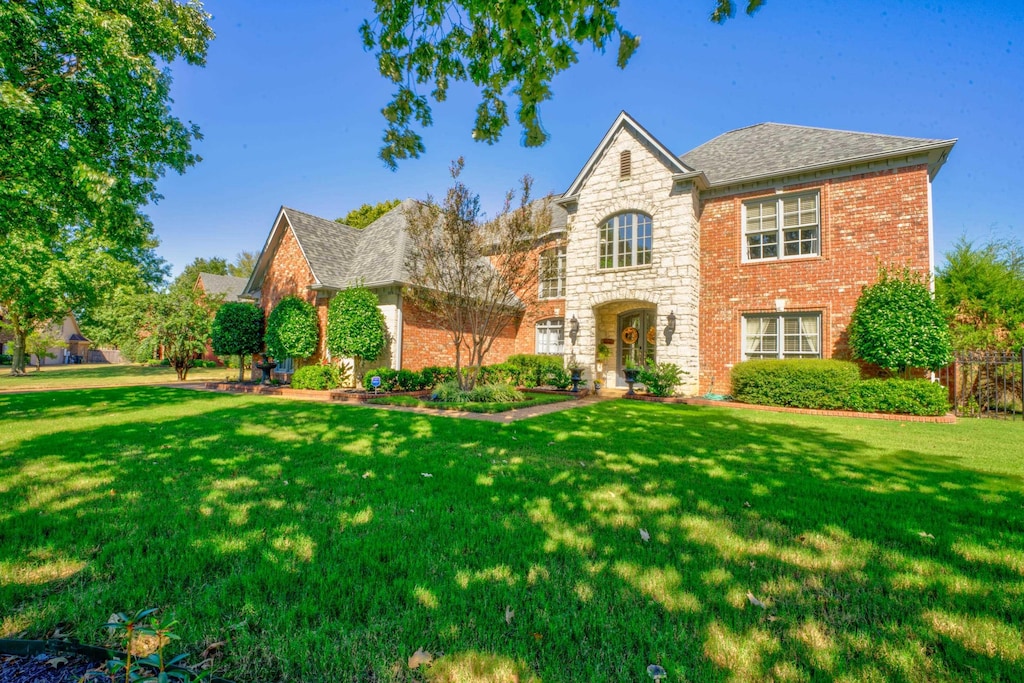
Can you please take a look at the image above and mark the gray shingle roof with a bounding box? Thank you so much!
[679,122,954,186]
[197,273,250,302]
[279,199,417,290]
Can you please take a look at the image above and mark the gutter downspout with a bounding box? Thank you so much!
[394,290,403,370]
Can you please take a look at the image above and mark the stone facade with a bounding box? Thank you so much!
[560,124,701,393]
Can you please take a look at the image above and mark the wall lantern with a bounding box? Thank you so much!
[664,311,677,345]
[568,315,580,346]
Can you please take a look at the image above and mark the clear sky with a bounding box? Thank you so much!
[149,0,1023,277]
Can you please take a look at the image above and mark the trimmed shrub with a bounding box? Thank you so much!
[637,362,686,397]
[731,360,861,409]
[362,367,399,391]
[467,383,524,403]
[847,378,950,416]
[849,267,953,375]
[265,296,319,361]
[505,354,563,388]
[421,365,456,387]
[0,354,12,365]
[548,367,572,390]
[211,302,264,381]
[326,286,388,363]
[394,368,426,391]
[291,364,342,390]
[477,363,513,385]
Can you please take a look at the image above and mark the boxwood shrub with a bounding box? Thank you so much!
[847,378,949,416]
[731,360,861,410]
[291,364,342,390]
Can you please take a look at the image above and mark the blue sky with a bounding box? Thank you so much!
[150,0,1023,277]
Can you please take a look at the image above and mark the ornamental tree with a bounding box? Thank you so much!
[848,267,953,377]
[211,302,264,382]
[264,296,319,363]
[327,286,388,368]
[148,290,212,381]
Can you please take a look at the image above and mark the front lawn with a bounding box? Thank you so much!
[367,390,575,413]
[0,363,233,390]
[1,390,1022,681]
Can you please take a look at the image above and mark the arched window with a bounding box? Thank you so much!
[599,212,652,269]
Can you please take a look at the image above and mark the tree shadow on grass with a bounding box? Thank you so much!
[1,390,1022,682]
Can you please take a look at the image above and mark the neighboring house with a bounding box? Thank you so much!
[194,272,251,363]
[245,112,955,393]
[21,314,91,365]
[195,272,251,304]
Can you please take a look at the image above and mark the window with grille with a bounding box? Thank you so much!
[743,313,821,359]
[538,246,566,299]
[598,212,652,269]
[744,192,819,261]
[535,318,565,355]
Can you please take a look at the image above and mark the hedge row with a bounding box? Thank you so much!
[360,355,573,392]
[731,360,949,416]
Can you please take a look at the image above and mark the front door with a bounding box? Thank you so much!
[616,309,656,386]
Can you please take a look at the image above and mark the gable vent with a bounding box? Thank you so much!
[620,150,631,178]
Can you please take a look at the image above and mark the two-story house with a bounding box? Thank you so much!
[244,112,955,393]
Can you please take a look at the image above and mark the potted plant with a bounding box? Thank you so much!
[623,357,641,395]
[568,357,584,393]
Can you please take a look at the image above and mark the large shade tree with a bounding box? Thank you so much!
[361,1,763,167]
[404,158,550,390]
[147,289,213,381]
[1,0,214,243]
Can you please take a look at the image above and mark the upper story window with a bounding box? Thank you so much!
[743,313,821,360]
[744,192,819,261]
[599,212,652,269]
[539,246,566,299]
[536,318,565,355]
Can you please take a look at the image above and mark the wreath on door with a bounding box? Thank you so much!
[621,326,639,345]
[646,326,657,345]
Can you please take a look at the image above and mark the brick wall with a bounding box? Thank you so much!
[257,224,327,376]
[699,165,932,393]
[401,298,520,370]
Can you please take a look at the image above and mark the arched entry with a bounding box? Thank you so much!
[616,308,656,386]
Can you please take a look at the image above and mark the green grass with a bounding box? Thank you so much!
[367,391,575,413]
[0,363,234,390]
[1,390,1023,682]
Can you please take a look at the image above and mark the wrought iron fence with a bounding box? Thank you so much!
[937,350,1024,419]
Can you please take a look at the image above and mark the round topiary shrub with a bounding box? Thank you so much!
[327,286,388,363]
[211,302,264,381]
[849,267,953,377]
[264,296,319,361]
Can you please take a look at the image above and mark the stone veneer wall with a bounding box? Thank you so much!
[562,125,701,393]
[698,164,932,394]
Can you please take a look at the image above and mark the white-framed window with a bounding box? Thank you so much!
[277,357,294,374]
[599,212,652,269]
[539,246,566,299]
[744,192,819,261]
[743,313,821,360]
[535,318,565,355]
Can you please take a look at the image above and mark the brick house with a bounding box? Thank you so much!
[244,112,955,393]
